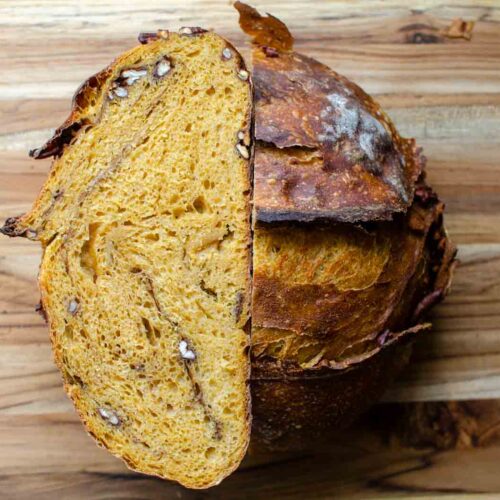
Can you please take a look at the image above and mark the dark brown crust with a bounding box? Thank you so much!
[138,30,169,44]
[35,300,48,323]
[234,2,456,450]
[250,335,414,451]
[0,215,38,239]
[252,50,423,223]
[251,181,455,370]
[0,216,25,237]
[29,69,111,160]
[246,182,455,449]
[234,2,294,52]
[178,27,209,36]
[237,3,422,224]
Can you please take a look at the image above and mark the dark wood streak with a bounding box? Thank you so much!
[0,369,57,381]
[407,32,442,44]
[0,323,46,330]
[367,452,482,494]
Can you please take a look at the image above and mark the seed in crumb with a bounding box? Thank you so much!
[222,48,232,60]
[98,407,120,426]
[121,68,148,85]
[179,340,196,360]
[179,27,193,36]
[114,87,128,98]
[68,299,79,315]
[26,229,38,240]
[154,57,172,78]
[236,143,250,160]
[238,130,250,146]
[237,69,249,81]
[267,178,277,185]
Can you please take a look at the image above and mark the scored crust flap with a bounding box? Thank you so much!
[236,2,423,224]
[251,180,456,371]
[29,69,112,160]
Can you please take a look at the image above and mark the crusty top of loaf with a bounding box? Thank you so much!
[236,2,456,372]
[236,1,423,224]
[251,184,456,370]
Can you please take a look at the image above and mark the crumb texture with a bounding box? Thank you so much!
[23,32,251,488]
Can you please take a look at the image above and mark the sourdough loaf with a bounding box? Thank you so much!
[0,2,457,486]
[234,2,456,449]
[1,29,253,488]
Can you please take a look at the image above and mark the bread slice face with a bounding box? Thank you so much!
[8,31,252,488]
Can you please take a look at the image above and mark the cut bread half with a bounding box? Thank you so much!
[3,29,252,488]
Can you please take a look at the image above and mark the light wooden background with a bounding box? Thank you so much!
[1,1,500,498]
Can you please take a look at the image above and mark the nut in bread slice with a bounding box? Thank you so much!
[3,29,252,488]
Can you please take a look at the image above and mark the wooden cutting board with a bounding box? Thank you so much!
[1,1,499,498]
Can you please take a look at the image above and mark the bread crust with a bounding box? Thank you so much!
[236,1,421,224]
[251,183,456,370]
[29,69,111,160]
[250,334,414,451]
[248,187,456,448]
[235,2,457,449]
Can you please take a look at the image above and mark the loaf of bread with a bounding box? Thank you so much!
[1,2,456,488]
[1,30,252,488]
[234,2,456,449]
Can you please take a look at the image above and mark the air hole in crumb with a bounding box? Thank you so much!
[167,380,178,392]
[63,325,73,341]
[142,317,157,345]
[173,207,184,218]
[206,86,215,96]
[145,233,160,242]
[205,447,216,459]
[185,123,192,132]
[80,223,100,282]
[193,196,207,213]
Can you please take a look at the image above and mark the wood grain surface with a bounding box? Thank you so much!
[1,0,500,498]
